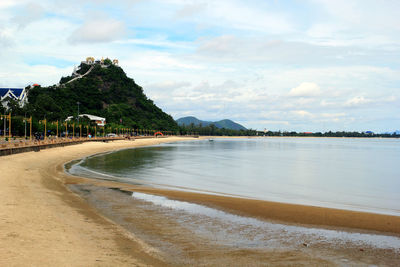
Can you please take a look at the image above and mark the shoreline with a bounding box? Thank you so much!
[1,137,399,265]
[0,137,194,266]
[64,137,400,234]
[64,177,400,265]
[64,175,400,235]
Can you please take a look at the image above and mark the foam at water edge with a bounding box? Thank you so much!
[131,192,400,251]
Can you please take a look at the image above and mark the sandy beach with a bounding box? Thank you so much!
[0,138,190,266]
[1,137,400,266]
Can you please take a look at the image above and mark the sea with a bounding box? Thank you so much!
[67,137,400,216]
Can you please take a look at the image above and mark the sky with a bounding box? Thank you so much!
[0,0,399,132]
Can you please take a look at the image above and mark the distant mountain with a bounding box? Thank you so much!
[176,116,204,126]
[215,119,247,130]
[176,116,247,130]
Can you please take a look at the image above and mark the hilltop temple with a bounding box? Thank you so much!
[81,57,119,66]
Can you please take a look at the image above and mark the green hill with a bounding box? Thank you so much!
[25,61,178,130]
[176,116,246,130]
[176,116,204,126]
[215,119,247,130]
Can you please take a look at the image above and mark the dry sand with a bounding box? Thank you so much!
[1,137,399,266]
[0,138,189,266]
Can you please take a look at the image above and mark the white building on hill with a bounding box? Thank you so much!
[81,57,119,66]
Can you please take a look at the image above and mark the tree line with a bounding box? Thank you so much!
[178,123,399,138]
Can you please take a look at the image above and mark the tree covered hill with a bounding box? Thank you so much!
[176,116,247,130]
[25,62,178,130]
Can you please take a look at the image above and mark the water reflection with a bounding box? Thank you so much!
[70,138,400,215]
[80,146,179,178]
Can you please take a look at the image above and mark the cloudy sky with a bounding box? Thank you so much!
[1,0,399,132]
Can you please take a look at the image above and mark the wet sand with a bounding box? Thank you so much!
[66,183,400,266]
[0,137,191,266]
[1,137,400,266]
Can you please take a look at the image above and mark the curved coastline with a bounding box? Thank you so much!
[65,166,400,235]
[2,137,400,266]
[61,140,400,265]
[0,137,194,266]
[65,139,400,235]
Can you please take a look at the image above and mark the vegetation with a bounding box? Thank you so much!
[176,116,247,130]
[179,123,257,136]
[1,63,178,136]
[178,123,400,138]
[260,130,399,138]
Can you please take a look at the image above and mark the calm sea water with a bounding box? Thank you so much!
[68,138,400,216]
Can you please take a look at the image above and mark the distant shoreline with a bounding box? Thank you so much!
[205,135,400,139]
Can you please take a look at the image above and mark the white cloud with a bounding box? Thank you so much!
[0,0,17,9]
[12,2,45,29]
[344,96,371,107]
[208,1,293,34]
[0,63,71,87]
[194,34,398,66]
[307,0,400,47]
[68,18,126,44]
[146,81,191,91]
[123,51,204,72]
[197,35,237,56]
[344,95,397,108]
[291,110,313,118]
[306,23,340,39]
[259,120,289,126]
[288,82,321,97]
[116,38,192,50]
[174,2,208,19]
[0,27,14,48]
[321,113,346,118]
